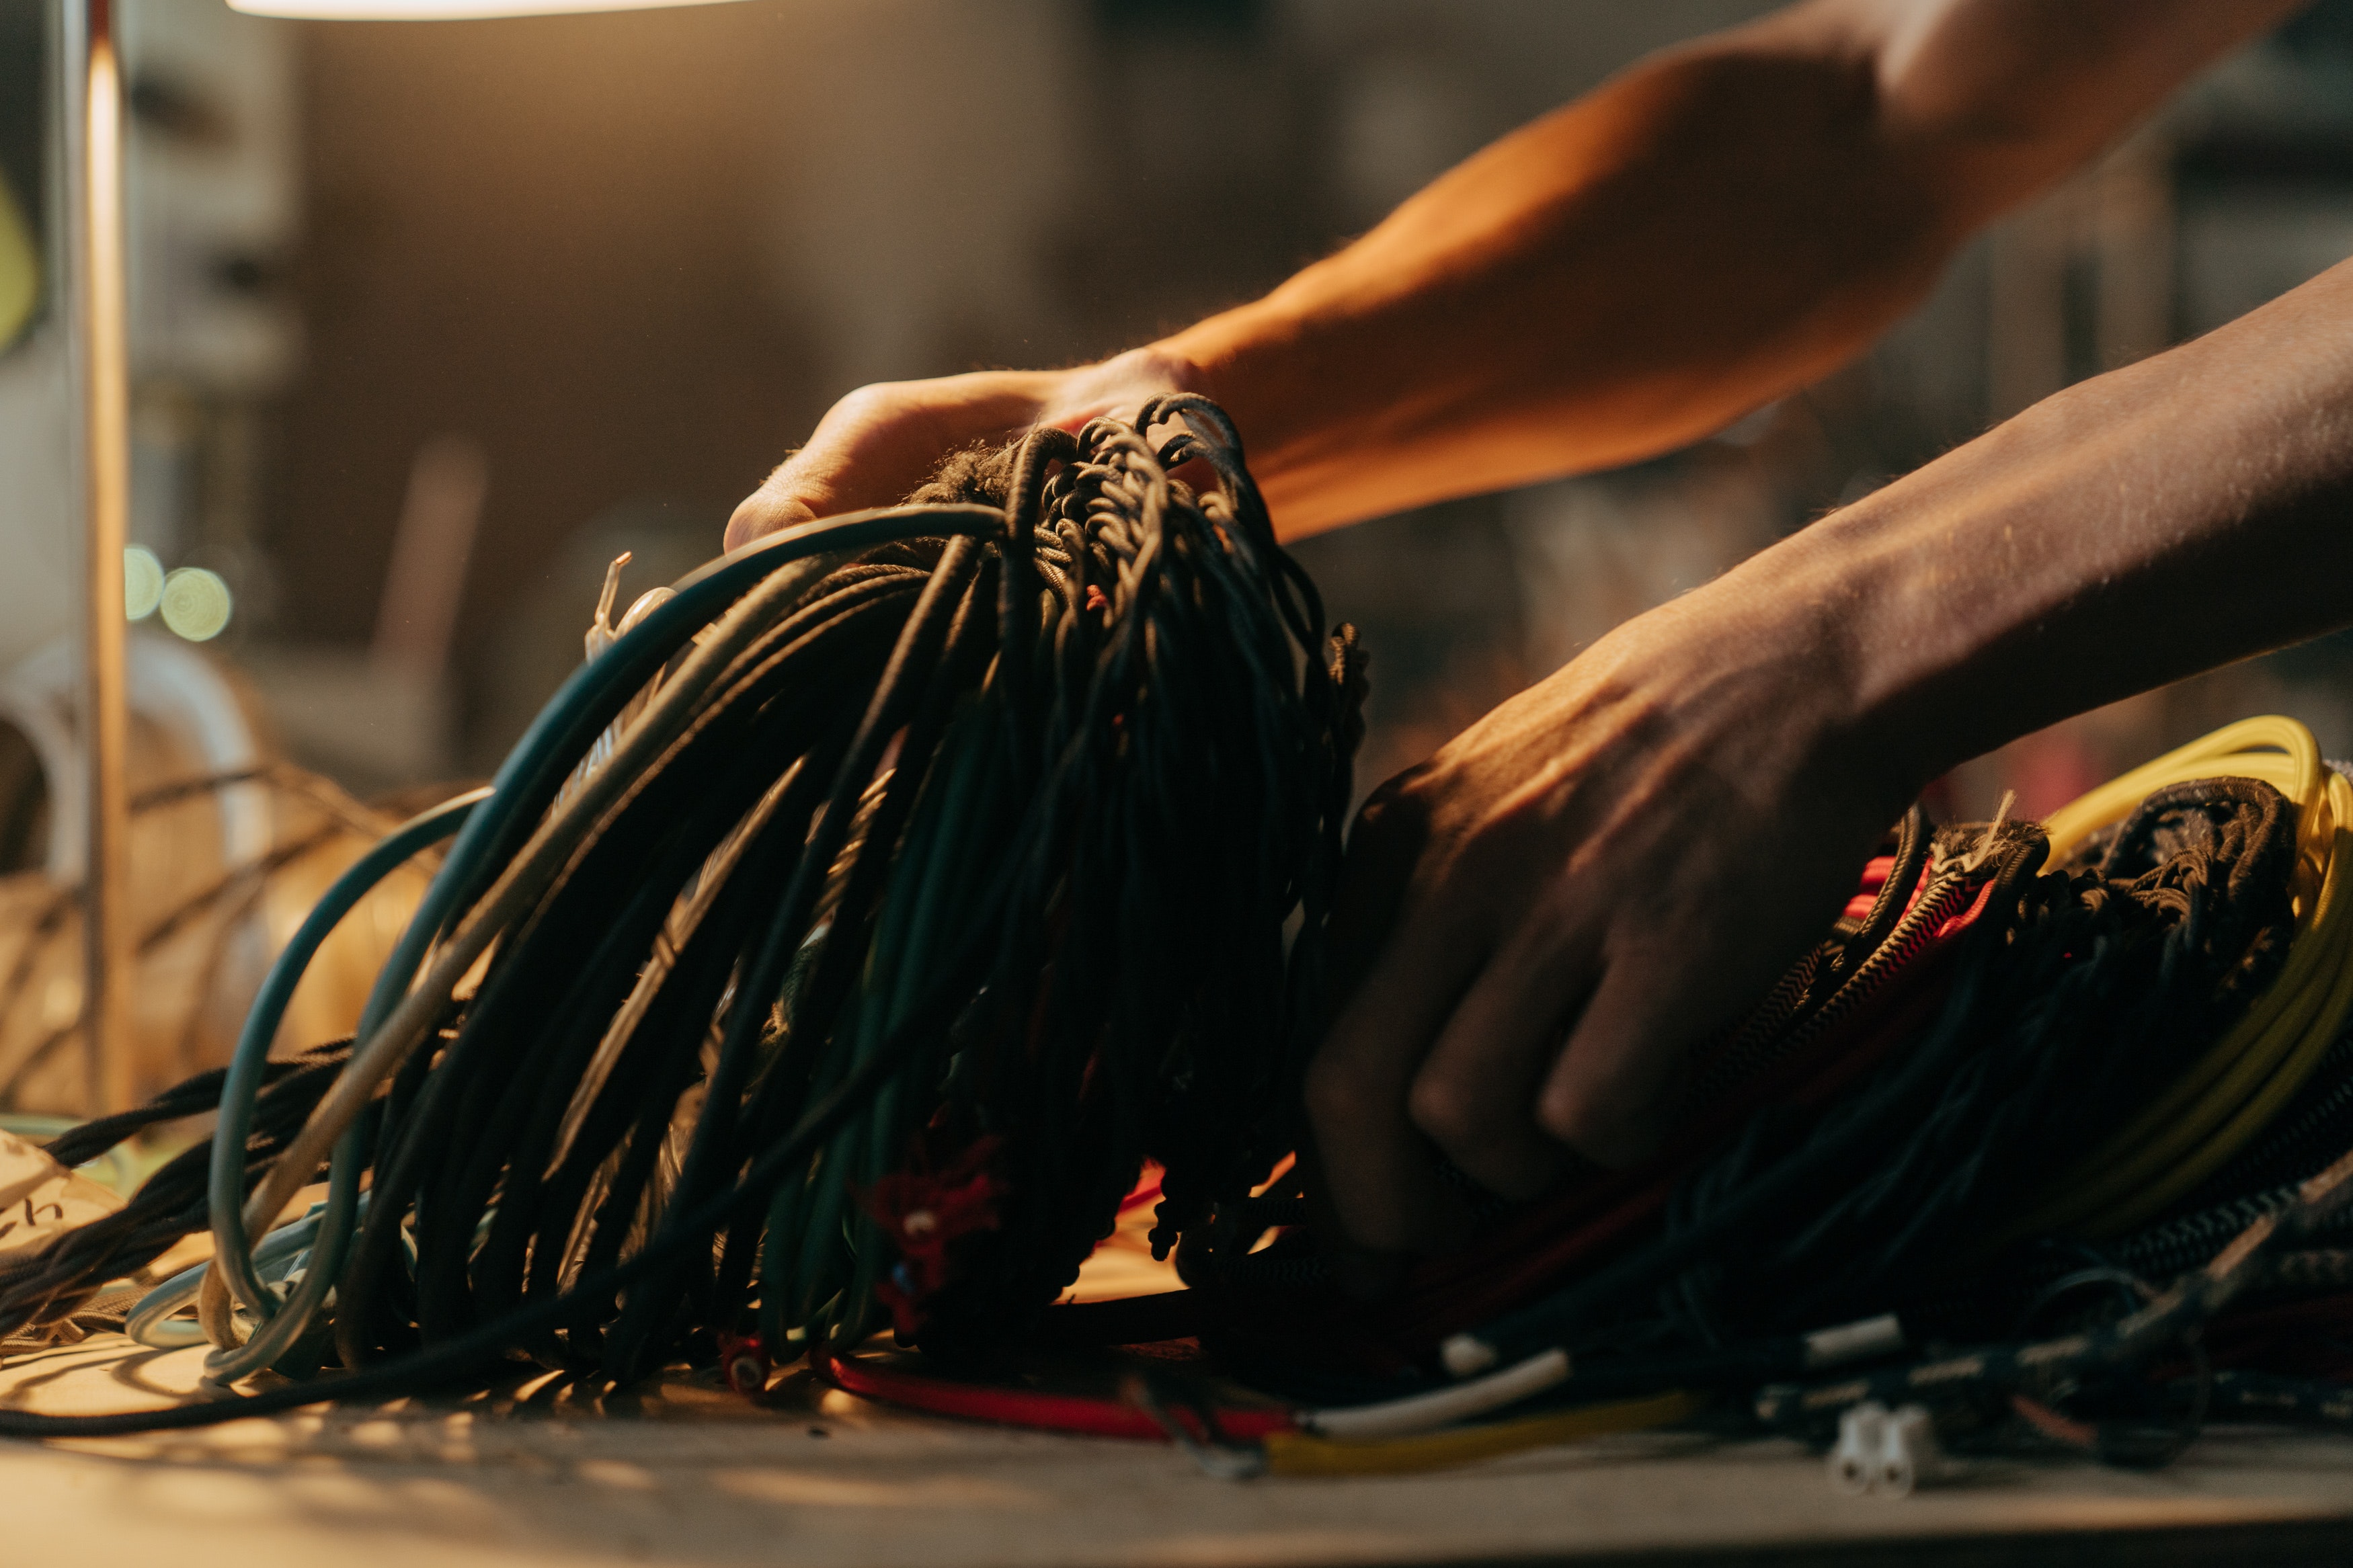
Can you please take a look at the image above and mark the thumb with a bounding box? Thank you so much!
[726,465,819,551]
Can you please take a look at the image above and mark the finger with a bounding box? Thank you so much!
[725,474,816,550]
[1536,950,1710,1168]
[1302,778,1481,1271]
[1303,779,1470,1255]
[1306,864,1493,1256]
[726,374,1054,550]
[1407,913,1602,1200]
[1296,1144,1408,1301]
[725,410,898,548]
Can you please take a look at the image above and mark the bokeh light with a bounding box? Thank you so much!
[122,546,162,622]
[159,567,233,642]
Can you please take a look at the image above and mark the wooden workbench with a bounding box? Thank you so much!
[6,1336,2353,1567]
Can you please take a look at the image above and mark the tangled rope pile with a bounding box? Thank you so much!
[0,396,1363,1426]
[5,406,2353,1488]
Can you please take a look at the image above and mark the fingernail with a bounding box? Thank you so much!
[724,497,815,551]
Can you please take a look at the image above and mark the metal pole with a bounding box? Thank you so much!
[59,0,132,1115]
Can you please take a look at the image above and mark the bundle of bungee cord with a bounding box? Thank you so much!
[5,405,2353,1489]
[0,395,1362,1422]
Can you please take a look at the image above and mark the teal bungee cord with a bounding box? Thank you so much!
[2,884,1014,1436]
[341,501,1002,1060]
[130,1198,342,1348]
[0,404,1363,1435]
[408,502,1006,963]
[199,504,1012,1369]
[194,788,487,1379]
[180,504,875,1364]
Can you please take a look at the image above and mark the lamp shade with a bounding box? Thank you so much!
[225,0,747,17]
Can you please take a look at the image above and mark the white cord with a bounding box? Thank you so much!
[1300,1349,1570,1440]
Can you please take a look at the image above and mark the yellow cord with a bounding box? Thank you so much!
[2007,717,2353,1240]
[2037,715,2323,863]
[1261,1390,1702,1477]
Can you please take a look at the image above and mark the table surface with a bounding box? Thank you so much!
[7,1336,2353,1568]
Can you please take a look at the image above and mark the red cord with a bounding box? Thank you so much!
[813,1346,1295,1441]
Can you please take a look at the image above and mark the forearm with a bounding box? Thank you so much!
[1757,257,2353,798]
[1152,0,2296,542]
[1164,27,1950,539]
[730,0,2294,550]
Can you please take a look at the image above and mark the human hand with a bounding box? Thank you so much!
[1304,565,1920,1257]
[725,347,1203,549]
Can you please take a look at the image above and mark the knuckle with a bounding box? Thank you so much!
[1404,1070,1482,1149]
[1350,767,1433,850]
[830,379,914,429]
[1349,784,1397,841]
[1533,1087,1599,1150]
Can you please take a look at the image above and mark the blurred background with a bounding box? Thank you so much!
[2,0,2352,852]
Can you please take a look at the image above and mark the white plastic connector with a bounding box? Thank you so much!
[1877,1404,1954,1497]
[1830,1401,1959,1497]
[1829,1401,1887,1495]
